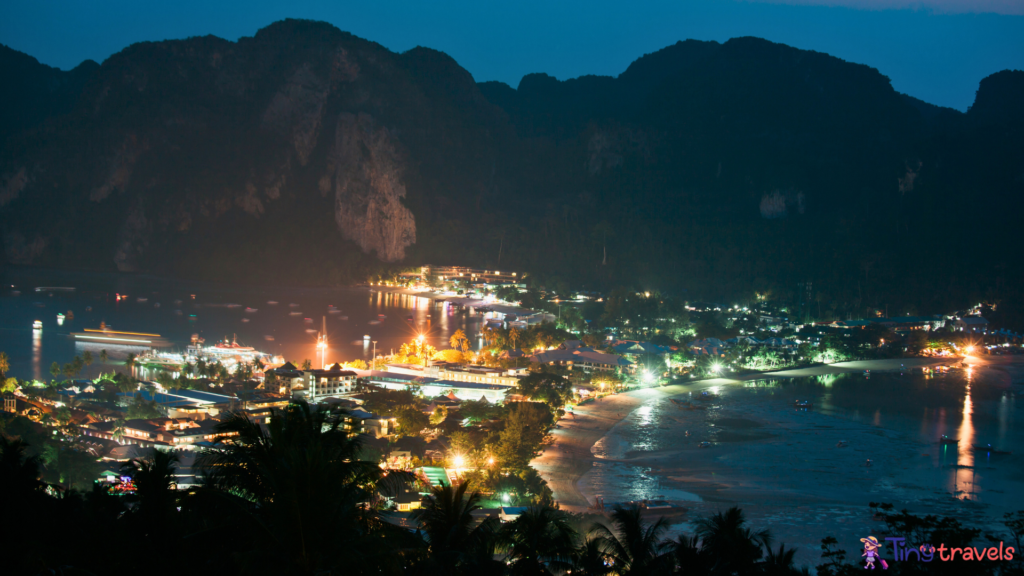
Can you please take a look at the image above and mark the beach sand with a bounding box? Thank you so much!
[533,355,1024,566]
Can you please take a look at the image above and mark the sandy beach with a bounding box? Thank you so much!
[533,355,1024,565]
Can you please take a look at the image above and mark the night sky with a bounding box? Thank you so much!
[1,0,1021,111]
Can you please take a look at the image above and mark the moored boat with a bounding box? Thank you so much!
[973,444,1012,455]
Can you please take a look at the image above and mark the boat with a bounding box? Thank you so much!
[32,320,42,330]
[267,301,278,305]
[35,287,75,292]
[940,435,959,445]
[378,314,387,319]
[154,302,161,308]
[289,303,299,307]
[305,329,317,334]
[135,350,184,370]
[339,316,348,320]
[836,441,849,448]
[56,313,65,326]
[211,335,256,353]
[698,442,712,449]
[304,317,313,324]
[245,307,258,313]
[85,306,92,312]
[973,444,1012,455]
[137,297,148,303]
[289,311,303,316]
[793,400,813,409]
[363,335,371,341]
[241,318,250,323]
[264,335,275,341]
[226,303,241,309]
[72,325,170,347]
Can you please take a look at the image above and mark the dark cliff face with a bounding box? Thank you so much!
[0,21,1021,313]
[0,20,508,284]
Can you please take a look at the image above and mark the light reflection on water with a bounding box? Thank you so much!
[955,378,975,499]
[0,269,486,381]
[583,368,1021,508]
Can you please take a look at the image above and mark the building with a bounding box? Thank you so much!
[385,363,527,388]
[344,409,397,438]
[955,316,989,334]
[531,347,632,372]
[82,416,234,449]
[268,363,359,402]
[420,265,521,285]
[360,369,511,404]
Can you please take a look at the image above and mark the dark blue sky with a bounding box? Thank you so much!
[1,1,1021,110]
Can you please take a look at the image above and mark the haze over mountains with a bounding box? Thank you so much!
[1,19,1021,319]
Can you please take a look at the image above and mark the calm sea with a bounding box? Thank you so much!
[0,268,484,381]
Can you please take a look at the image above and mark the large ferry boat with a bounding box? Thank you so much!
[72,323,170,346]
[186,334,262,360]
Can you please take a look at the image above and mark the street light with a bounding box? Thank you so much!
[452,454,465,469]
[372,340,377,369]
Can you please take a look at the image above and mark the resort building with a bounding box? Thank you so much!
[530,346,632,372]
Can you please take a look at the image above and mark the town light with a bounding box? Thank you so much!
[711,363,721,373]
[965,345,975,355]
[417,334,425,343]
[487,457,495,466]
[452,454,465,468]
[643,371,654,383]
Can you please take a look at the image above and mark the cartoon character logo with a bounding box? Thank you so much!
[860,536,889,570]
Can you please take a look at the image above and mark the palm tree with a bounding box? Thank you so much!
[588,503,675,575]
[199,401,407,574]
[82,351,93,367]
[450,329,470,353]
[762,543,806,576]
[125,353,137,373]
[692,506,771,575]
[99,349,108,364]
[50,361,61,381]
[498,505,578,575]
[0,351,9,379]
[0,436,46,496]
[122,449,180,532]
[509,327,521,351]
[412,481,501,575]
[573,537,613,576]
[672,533,711,574]
[112,418,126,443]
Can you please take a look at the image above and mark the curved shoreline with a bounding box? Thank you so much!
[532,356,982,510]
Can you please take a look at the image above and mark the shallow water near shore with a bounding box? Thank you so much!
[580,367,1024,564]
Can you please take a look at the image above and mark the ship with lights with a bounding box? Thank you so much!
[72,323,171,347]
